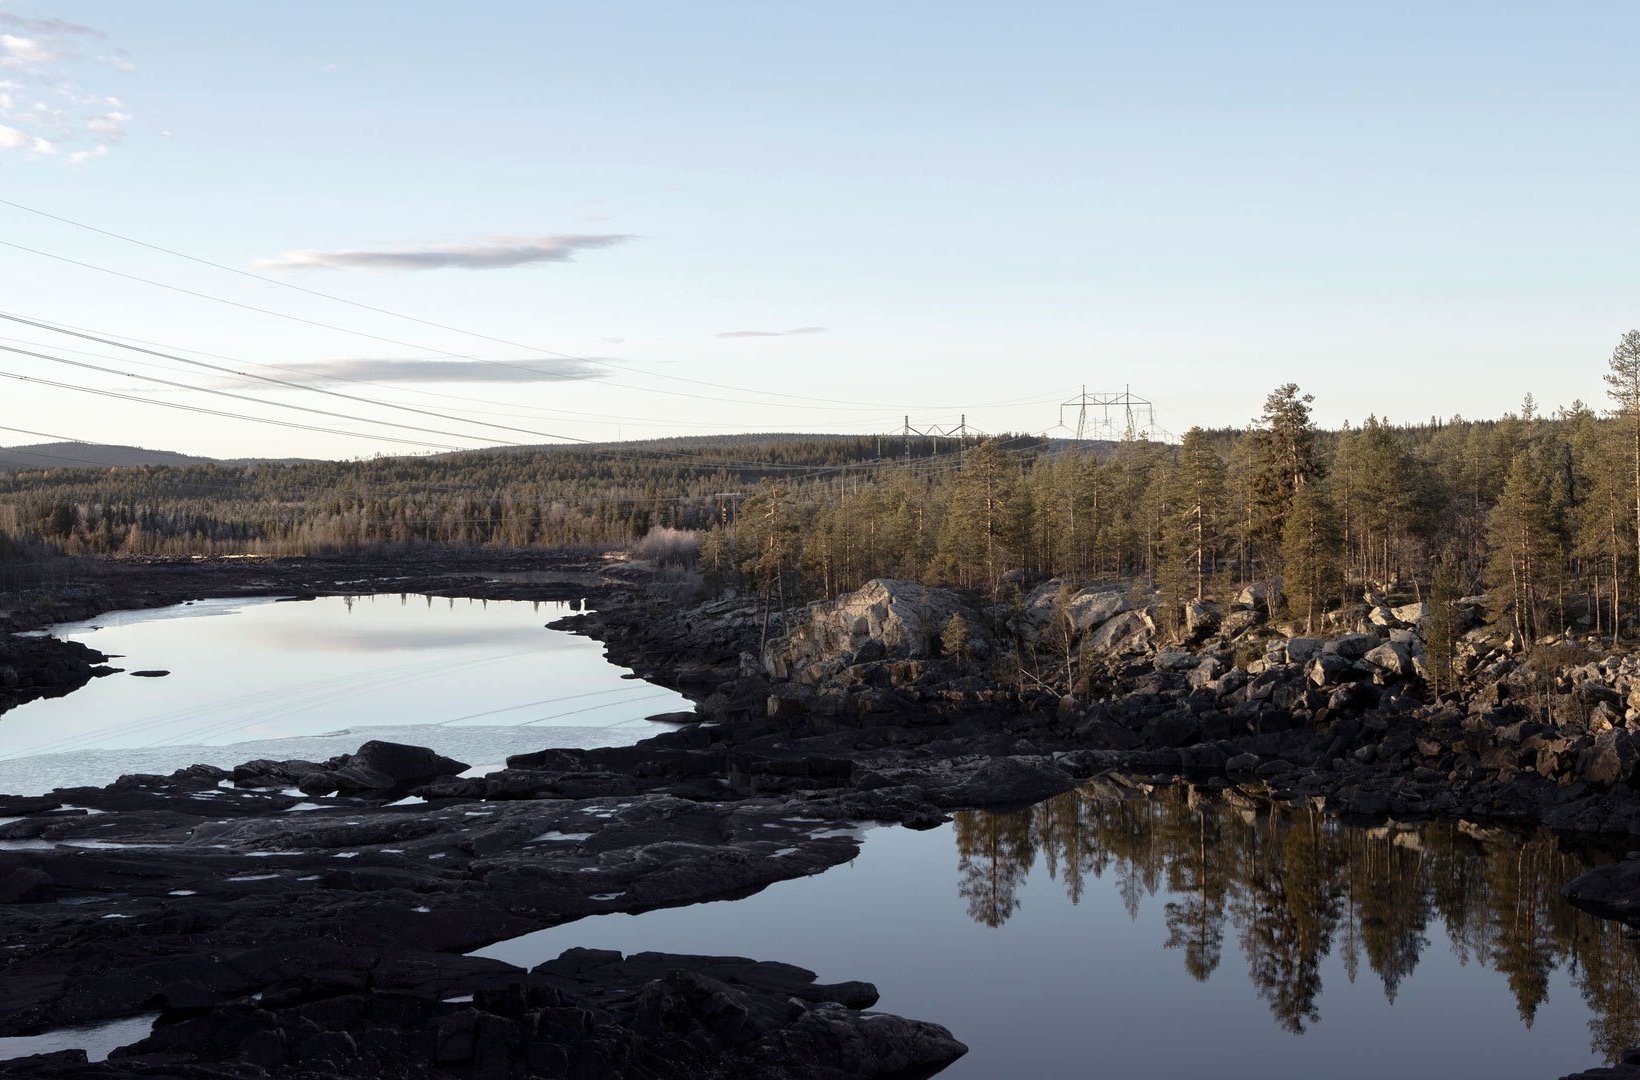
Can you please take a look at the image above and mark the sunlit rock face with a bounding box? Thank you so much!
[764,579,985,683]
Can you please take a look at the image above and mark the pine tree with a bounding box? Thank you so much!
[941,610,972,660]
[931,439,1021,593]
[1575,422,1630,644]
[1281,480,1342,633]
[1249,384,1321,581]
[1486,451,1557,644]
[1340,415,1417,586]
[1175,427,1228,601]
[1424,557,1463,694]
[1604,329,1640,621]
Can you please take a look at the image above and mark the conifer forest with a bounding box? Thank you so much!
[7,333,1640,653]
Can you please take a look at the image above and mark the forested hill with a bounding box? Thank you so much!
[0,433,1019,554]
[0,442,214,472]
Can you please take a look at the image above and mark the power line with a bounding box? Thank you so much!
[0,342,515,449]
[0,367,469,451]
[0,312,598,446]
[0,199,1079,415]
[0,318,924,475]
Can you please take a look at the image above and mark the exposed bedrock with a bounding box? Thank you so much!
[0,633,111,714]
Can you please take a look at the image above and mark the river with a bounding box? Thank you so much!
[3,594,1633,1077]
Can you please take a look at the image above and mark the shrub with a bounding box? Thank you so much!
[630,527,699,568]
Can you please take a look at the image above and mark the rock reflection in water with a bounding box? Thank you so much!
[954,782,1640,1059]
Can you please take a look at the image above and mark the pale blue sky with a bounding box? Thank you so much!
[0,1,1635,457]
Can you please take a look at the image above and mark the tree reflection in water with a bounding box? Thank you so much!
[953,781,1640,1058]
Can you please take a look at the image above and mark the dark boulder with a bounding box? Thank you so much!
[1580,731,1640,788]
[1563,858,1640,920]
[325,741,470,792]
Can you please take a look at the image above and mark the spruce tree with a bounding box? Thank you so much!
[1424,557,1463,694]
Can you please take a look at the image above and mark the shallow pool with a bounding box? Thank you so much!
[0,594,692,795]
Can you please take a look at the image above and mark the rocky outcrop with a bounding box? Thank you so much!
[763,579,985,684]
[232,740,470,796]
[0,733,971,1078]
[0,634,111,715]
[1023,580,1134,632]
[0,948,963,1079]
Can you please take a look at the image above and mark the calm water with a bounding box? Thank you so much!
[5,599,1635,1076]
[0,594,692,795]
[478,783,1636,1079]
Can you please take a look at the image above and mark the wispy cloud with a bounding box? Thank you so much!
[715,326,829,339]
[255,234,635,272]
[0,14,103,39]
[263,358,610,385]
[0,14,131,163]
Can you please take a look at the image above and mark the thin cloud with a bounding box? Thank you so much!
[715,326,829,339]
[0,15,103,39]
[255,234,634,272]
[0,15,130,163]
[265,358,611,385]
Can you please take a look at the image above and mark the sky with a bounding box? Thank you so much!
[0,1,1636,460]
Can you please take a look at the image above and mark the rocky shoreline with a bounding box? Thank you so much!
[4,554,1640,1077]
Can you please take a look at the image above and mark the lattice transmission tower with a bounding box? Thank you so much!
[900,415,980,465]
[1058,385,1156,442]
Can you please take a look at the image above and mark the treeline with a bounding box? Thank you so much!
[720,333,1640,650]
[0,435,979,557]
[6,332,1640,650]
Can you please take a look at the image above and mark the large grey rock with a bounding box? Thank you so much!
[1154,648,1199,672]
[1085,610,1153,656]
[1364,641,1413,679]
[1185,657,1224,690]
[1329,633,1381,659]
[1023,579,1073,623]
[1183,600,1223,638]
[1392,601,1429,624]
[764,579,983,682]
[1580,730,1640,787]
[1067,588,1133,631]
[1024,582,1134,633]
[1307,653,1354,687]
[1285,637,1324,663]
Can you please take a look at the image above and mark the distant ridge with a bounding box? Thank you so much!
[0,442,215,471]
[456,432,878,454]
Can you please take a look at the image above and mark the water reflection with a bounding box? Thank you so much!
[1,595,693,795]
[955,782,1640,1058]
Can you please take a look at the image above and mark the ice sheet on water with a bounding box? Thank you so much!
[0,723,662,797]
[41,598,285,636]
[0,1013,159,1063]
